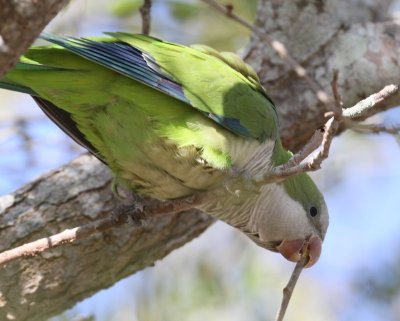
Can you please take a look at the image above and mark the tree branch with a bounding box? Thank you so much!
[342,84,399,120]
[0,190,207,267]
[257,77,397,183]
[275,255,308,321]
[246,1,400,150]
[140,0,152,35]
[0,0,69,78]
[200,0,331,105]
[0,155,214,321]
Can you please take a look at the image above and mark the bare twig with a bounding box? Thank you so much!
[330,69,343,116]
[346,121,400,135]
[200,0,331,106]
[257,71,344,185]
[140,0,152,35]
[340,84,400,137]
[0,193,204,266]
[274,247,309,321]
[279,129,325,172]
[340,84,400,136]
[342,84,399,120]
[200,1,400,141]
[257,116,338,184]
[257,70,398,184]
[0,218,118,266]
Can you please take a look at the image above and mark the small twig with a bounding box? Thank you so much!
[274,246,309,321]
[257,71,345,184]
[0,217,119,266]
[200,1,400,135]
[140,0,152,35]
[0,193,204,266]
[258,117,338,184]
[200,0,331,106]
[330,69,343,116]
[344,119,400,135]
[310,116,339,165]
[256,128,324,183]
[256,66,398,183]
[342,84,399,120]
[72,315,95,321]
[275,130,324,173]
[340,84,400,137]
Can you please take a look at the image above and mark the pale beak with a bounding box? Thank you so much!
[276,235,322,268]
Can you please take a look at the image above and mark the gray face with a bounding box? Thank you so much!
[244,182,329,267]
[195,168,329,267]
[309,198,329,240]
[247,184,327,241]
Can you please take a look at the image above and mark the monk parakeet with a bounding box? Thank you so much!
[0,33,328,267]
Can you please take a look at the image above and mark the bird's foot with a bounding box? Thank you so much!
[111,193,205,227]
[111,202,148,227]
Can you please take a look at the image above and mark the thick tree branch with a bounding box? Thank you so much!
[0,155,213,321]
[200,0,331,105]
[246,1,400,150]
[0,190,207,267]
[0,0,69,78]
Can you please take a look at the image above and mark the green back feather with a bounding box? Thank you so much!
[105,32,279,142]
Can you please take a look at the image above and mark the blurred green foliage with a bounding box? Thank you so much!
[169,1,200,21]
[44,0,258,52]
[109,0,143,18]
[355,254,400,303]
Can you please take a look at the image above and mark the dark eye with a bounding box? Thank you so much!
[309,206,318,217]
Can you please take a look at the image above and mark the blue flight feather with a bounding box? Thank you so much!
[40,33,189,104]
[208,114,251,137]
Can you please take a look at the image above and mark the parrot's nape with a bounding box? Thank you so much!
[0,33,329,267]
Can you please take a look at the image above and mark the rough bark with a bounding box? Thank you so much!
[0,0,399,320]
[0,0,69,78]
[0,155,213,321]
[245,0,400,150]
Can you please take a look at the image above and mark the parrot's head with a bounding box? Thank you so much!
[248,172,329,268]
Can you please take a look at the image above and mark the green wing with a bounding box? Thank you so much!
[39,33,279,142]
[105,32,279,141]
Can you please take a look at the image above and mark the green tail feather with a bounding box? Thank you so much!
[0,80,36,95]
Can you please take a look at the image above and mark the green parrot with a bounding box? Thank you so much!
[0,33,328,267]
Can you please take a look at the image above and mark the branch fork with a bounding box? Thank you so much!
[257,72,398,185]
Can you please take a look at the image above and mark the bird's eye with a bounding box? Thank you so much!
[309,206,318,217]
